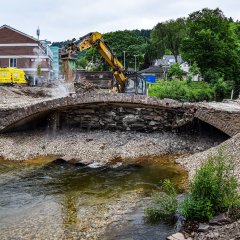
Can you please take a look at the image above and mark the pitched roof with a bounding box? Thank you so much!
[0,25,38,42]
[139,65,164,74]
[162,55,183,64]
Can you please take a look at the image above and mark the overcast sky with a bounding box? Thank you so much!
[0,0,239,42]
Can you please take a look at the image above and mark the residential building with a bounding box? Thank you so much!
[0,25,53,81]
[154,55,183,66]
[141,56,202,81]
[138,65,164,79]
[49,45,60,79]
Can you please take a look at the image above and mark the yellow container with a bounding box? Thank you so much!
[0,68,27,84]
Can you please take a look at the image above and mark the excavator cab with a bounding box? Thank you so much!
[124,73,147,95]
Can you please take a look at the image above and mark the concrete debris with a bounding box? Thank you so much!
[209,213,231,226]
[167,232,192,240]
[197,223,210,232]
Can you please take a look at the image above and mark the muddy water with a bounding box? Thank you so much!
[0,155,188,240]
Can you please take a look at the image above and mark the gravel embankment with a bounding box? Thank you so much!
[0,130,222,163]
[176,133,240,182]
[193,220,240,240]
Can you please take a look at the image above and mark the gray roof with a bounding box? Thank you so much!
[139,66,164,74]
[154,55,183,66]
[162,55,183,64]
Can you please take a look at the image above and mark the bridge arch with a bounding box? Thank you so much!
[0,93,196,133]
[1,93,239,136]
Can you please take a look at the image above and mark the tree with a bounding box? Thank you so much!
[187,62,201,83]
[78,30,148,71]
[141,42,163,70]
[151,18,187,62]
[37,63,41,77]
[189,62,200,76]
[103,30,147,70]
[168,63,184,80]
[76,58,88,69]
[181,8,240,84]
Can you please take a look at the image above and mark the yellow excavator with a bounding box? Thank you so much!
[66,32,146,95]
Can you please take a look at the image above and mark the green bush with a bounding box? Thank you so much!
[213,78,231,101]
[148,80,214,102]
[148,79,232,102]
[180,150,240,221]
[144,179,177,222]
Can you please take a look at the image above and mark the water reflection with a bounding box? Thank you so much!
[0,155,188,239]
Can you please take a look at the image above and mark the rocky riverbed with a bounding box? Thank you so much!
[0,129,224,163]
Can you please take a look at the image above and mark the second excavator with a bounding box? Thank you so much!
[65,32,147,95]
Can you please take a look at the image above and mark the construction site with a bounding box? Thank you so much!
[1,6,240,240]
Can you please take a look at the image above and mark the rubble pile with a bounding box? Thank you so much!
[74,78,100,94]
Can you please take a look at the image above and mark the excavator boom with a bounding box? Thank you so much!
[65,32,146,95]
[78,32,126,92]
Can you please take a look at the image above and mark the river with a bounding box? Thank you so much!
[0,155,188,240]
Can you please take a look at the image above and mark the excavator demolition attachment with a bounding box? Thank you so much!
[64,32,147,95]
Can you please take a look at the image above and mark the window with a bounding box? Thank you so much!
[136,76,146,95]
[126,78,135,94]
[9,58,17,68]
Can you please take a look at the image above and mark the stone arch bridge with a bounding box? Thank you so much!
[0,93,240,136]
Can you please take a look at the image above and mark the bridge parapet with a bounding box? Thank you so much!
[194,101,240,136]
[1,93,240,136]
[195,107,240,137]
[0,93,196,132]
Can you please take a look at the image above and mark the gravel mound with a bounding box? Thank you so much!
[0,84,70,109]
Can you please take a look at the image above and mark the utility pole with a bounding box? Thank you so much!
[134,55,138,72]
[123,51,126,70]
[36,26,40,86]
[37,26,40,63]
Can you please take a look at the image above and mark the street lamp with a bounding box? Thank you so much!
[36,26,40,86]
[123,51,126,70]
[134,55,138,72]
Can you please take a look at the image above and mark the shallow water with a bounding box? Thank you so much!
[0,155,188,240]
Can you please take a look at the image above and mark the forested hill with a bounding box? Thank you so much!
[51,29,151,48]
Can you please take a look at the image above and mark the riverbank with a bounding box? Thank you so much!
[174,133,240,240]
[176,132,240,184]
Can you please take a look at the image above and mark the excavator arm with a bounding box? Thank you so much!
[77,32,127,92]
[65,32,146,95]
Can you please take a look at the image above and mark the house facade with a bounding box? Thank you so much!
[49,45,60,79]
[0,25,53,80]
[153,55,183,66]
